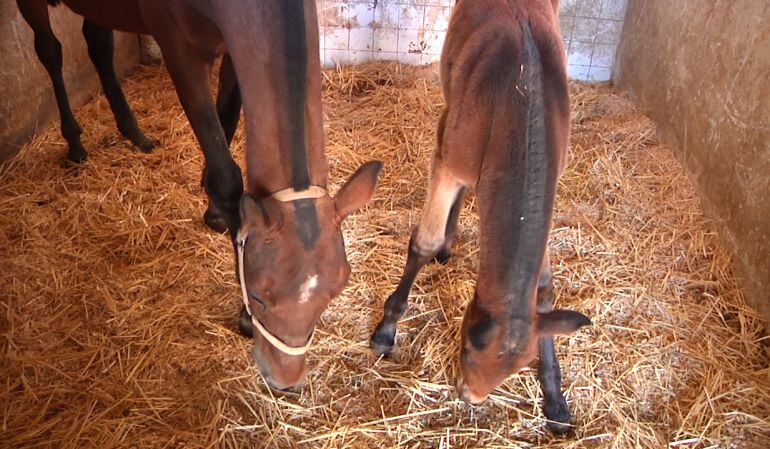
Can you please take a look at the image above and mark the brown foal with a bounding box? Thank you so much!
[370,0,590,433]
[17,0,382,390]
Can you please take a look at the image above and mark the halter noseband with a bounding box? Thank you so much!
[236,186,328,356]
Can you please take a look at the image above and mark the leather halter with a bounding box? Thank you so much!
[236,186,328,356]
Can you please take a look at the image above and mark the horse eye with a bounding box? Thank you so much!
[249,292,267,311]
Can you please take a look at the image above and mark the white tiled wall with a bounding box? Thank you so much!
[560,0,628,81]
[317,0,627,82]
[319,0,453,66]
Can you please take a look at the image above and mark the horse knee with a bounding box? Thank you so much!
[204,162,243,206]
[411,228,443,258]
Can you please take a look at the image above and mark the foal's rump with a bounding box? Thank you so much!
[438,1,569,187]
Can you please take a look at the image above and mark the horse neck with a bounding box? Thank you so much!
[218,0,328,197]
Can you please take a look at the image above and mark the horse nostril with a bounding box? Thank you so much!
[457,379,487,405]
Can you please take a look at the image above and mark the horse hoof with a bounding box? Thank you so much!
[433,248,452,265]
[545,420,572,435]
[65,146,89,165]
[63,155,88,168]
[204,208,228,233]
[238,306,253,338]
[544,400,573,435]
[370,329,395,356]
[133,134,158,153]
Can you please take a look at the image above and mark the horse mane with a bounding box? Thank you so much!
[47,0,61,6]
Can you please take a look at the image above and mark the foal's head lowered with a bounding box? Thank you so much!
[237,162,382,389]
[458,296,591,404]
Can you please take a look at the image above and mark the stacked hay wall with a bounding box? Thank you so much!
[0,2,140,161]
[613,0,770,327]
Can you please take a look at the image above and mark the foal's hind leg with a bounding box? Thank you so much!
[536,253,573,434]
[371,165,465,355]
[203,54,242,233]
[17,0,87,163]
[82,19,156,152]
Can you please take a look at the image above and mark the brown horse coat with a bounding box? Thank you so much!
[371,0,590,433]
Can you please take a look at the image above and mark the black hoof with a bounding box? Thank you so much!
[433,248,452,265]
[370,324,395,356]
[204,207,228,233]
[545,420,572,435]
[132,134,158,153]
[121,126,158,153]
[544,399,572,435]
[65,146,88,165]
[238,306,253,338]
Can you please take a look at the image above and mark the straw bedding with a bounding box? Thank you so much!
[1,61,768,448]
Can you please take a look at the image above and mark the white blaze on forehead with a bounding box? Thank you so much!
[298,274,319,304]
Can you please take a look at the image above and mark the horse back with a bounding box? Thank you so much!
[60,0,148,34]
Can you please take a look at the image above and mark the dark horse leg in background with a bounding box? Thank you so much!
[82,19,156,152]
[17,0,87,163]
[203,53,242,233]
[16,1,155,163]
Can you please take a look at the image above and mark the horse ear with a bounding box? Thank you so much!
[536,310,592,336]
[333,161,383,221]
[239,194,282,237]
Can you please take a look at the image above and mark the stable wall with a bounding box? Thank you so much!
[317,0,628,81]
[614,0,770,324]
[0,2,140,161]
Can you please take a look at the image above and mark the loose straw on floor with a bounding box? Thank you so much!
[1,61,767,448]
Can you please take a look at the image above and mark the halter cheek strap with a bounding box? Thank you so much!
[236,186,328,356]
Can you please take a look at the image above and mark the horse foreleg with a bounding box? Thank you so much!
[203,53,242,233]
[154,39,243,236]
[82,19,155,152]
[17,0,87,163]
[536,253,573,434]
[371,165,465,355]
[216,53,242,145]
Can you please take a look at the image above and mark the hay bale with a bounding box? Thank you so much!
[0,62,767,448]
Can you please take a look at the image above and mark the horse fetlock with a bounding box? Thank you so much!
[205,172,242,207]
[203,202,228,233]
[61,122,83,141]
[370,321,396,355]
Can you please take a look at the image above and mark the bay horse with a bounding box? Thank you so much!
[370,0,590,433]
[17,0,157,163]
[17,0,240,232]
[19,0,382,390]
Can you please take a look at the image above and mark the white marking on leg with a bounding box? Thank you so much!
[414,169,465,254]
[299,275,319,304]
